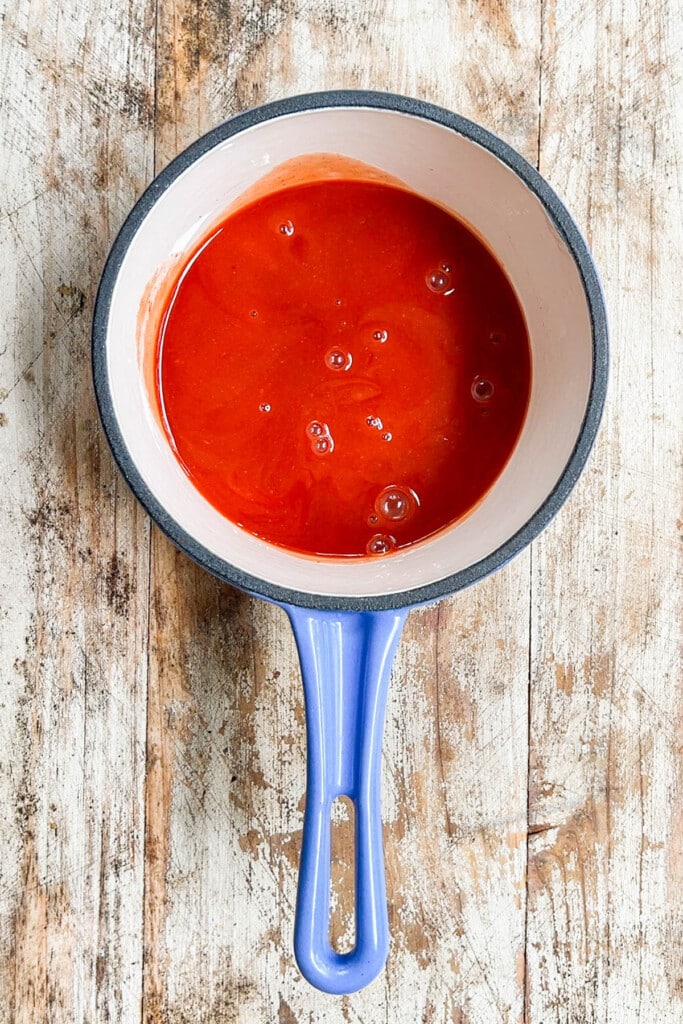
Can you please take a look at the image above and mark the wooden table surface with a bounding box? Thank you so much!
[1,1,681,1021]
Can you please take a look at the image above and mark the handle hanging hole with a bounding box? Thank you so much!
[330,796,356,954]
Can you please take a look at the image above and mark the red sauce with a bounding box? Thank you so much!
[155,176,531,557]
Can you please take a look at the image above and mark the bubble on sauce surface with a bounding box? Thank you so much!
[279,220,295,236]
[366,533,396,556]
[375,485,419,522]
[366,415,383,430]
[489,330,504,344]
[368,513,379,526]
[306,420,326,437]
[426,269,449,293]
[325,348,352,371]
[440,262,452,273]
[373,329,388,343]
[249,310,258,318]
[381,431,393,442]
[312,435,334,456]
[471,377,495,402]
[258,403,271,413]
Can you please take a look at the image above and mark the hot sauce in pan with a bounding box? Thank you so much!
[155,175,531,557]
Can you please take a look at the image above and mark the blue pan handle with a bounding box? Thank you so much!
[284,606,408,994]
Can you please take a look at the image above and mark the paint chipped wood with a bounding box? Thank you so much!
[0,0,680,1022]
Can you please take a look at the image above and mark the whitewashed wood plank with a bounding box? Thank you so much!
[527,0,683,1021]
[0,1,155,1021]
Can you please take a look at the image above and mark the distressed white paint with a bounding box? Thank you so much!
[0,0,155,1022]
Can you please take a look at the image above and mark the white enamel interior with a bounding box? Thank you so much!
[106,106,593,598]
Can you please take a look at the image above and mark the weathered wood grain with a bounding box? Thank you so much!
[527,1,683,1021]
[0,0,156,1022]
[0,0,680,1021]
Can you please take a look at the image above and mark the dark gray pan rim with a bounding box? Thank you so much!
[92,89,608,612]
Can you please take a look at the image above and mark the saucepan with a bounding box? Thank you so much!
[92,91,607,995]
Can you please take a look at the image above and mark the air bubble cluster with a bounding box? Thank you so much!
[426,260,455,295]
[364,485,420,555]
[306,420,334,456]
[366,415,383,430]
